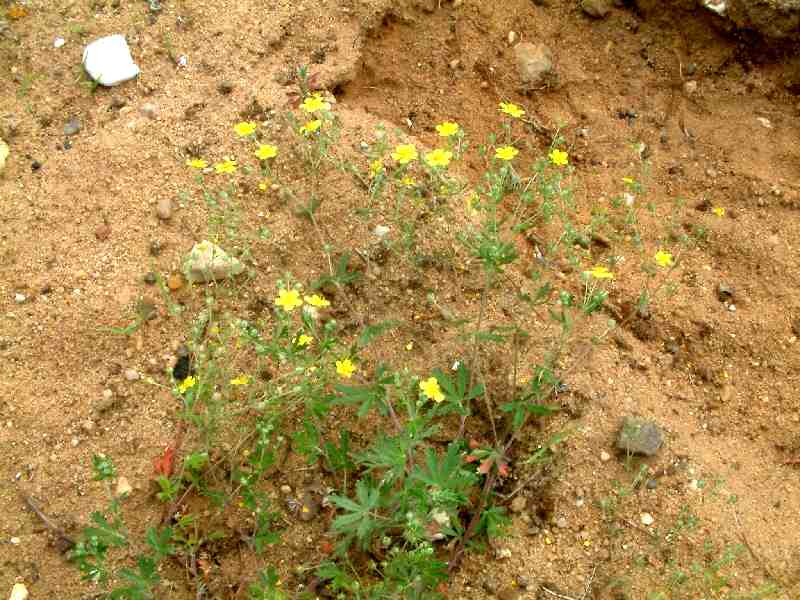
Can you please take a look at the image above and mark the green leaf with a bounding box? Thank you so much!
[357,320,400,350]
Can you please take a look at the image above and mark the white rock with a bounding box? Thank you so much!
[115,476,133,497]
[9,583,29,600]
[373,225,390,238]
[640,512,655,526]
[700,0,726,16]
[507,31,518,45]
[756,116,772,129]
[0,139,8,172]
[82,35,140,87]
[600,450,611,462]
[14,293,26,304]
[9,537,21,545]
[183,240,244,282]
[124,369,140,382]
[54,37,66,48]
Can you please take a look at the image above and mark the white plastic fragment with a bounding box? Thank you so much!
[82,34,140,86]
[9,583,29,600]
[700,0,726,16]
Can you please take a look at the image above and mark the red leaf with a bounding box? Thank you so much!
[153,447,175,477]
[465,454,479,463]
[478,458,493,474]
[497,462,510,477]
[319,540,335,555]
[468,438,481,450]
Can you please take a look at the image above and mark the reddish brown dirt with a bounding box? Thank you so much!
[1,0,799,598]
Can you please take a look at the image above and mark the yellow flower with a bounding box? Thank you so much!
[336,358,356,379]
[435,122,460,137]
[622,177,635,185]
[549,149,569,166]
[712,206,725,217]
[230,375,251,386]
[419,376,445,403]
[258,180,271,192]
[214,159,237,174]
[300,119,322,135]
[275,289,303,312]
[391,144,418,165]
[400,176,416,187]
[586,266,615,280]
[255,144,278,160]
[495,146,519,161]
[369,159,384,179]
[499,101,525,119]
[296,334,313,347]
[186,158,208,169]
[424,148,453,168]
[234,121,257,137]
[300,93,331,113]
[177,376,196,394]
[654,249,674,268]
[304,294,330,307]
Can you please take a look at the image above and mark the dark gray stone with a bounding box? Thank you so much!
[616,417,664,456]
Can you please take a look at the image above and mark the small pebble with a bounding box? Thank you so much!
[110,96,127,109]
[600,450,611,462]
[124,369,140,381]
[555,516,568,529]
[10,536,21,545]
[166,273,185,291]
[139,103,160,119]
[149,240,162,256]
[217,80,235,95]
[14,293,26,304]
[646,479,658,490]
[143,272,157,285]
[684,80,698,95]
[102,388,114,401]
[156,197,173,220]
[449,59,461,70]
[95,223,111,241]
[280,484,292,494]
[508,31,518,45]
[9,583,29,600]
[510,495,527,513]
[115,476,133,497]
[64,118,81,136]
[54,37,66,48]
[482,578,499,594]
[640,512,655,526]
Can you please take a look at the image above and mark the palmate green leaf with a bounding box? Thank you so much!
[85,508,128,549]
[109,556,160,600]
[333,364,393,417]
[433,362,483,407]
[145,527,174,560]
[357,320,400,350]
[354,434,407,484]
[411,443,478,502]
[330,477,390,550]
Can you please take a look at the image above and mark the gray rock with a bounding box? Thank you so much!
[514,42,556,89]
[717,0,800,40]
[139,103,159,119]
[582,0,611,18]
[156,197,173,220]
[183,240,244,282]
[64,118,81,136]
[616,417,663,456]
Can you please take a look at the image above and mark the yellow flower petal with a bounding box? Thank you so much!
[336,358,356,379]
[274,289,303,312]
[495,146,519,161]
